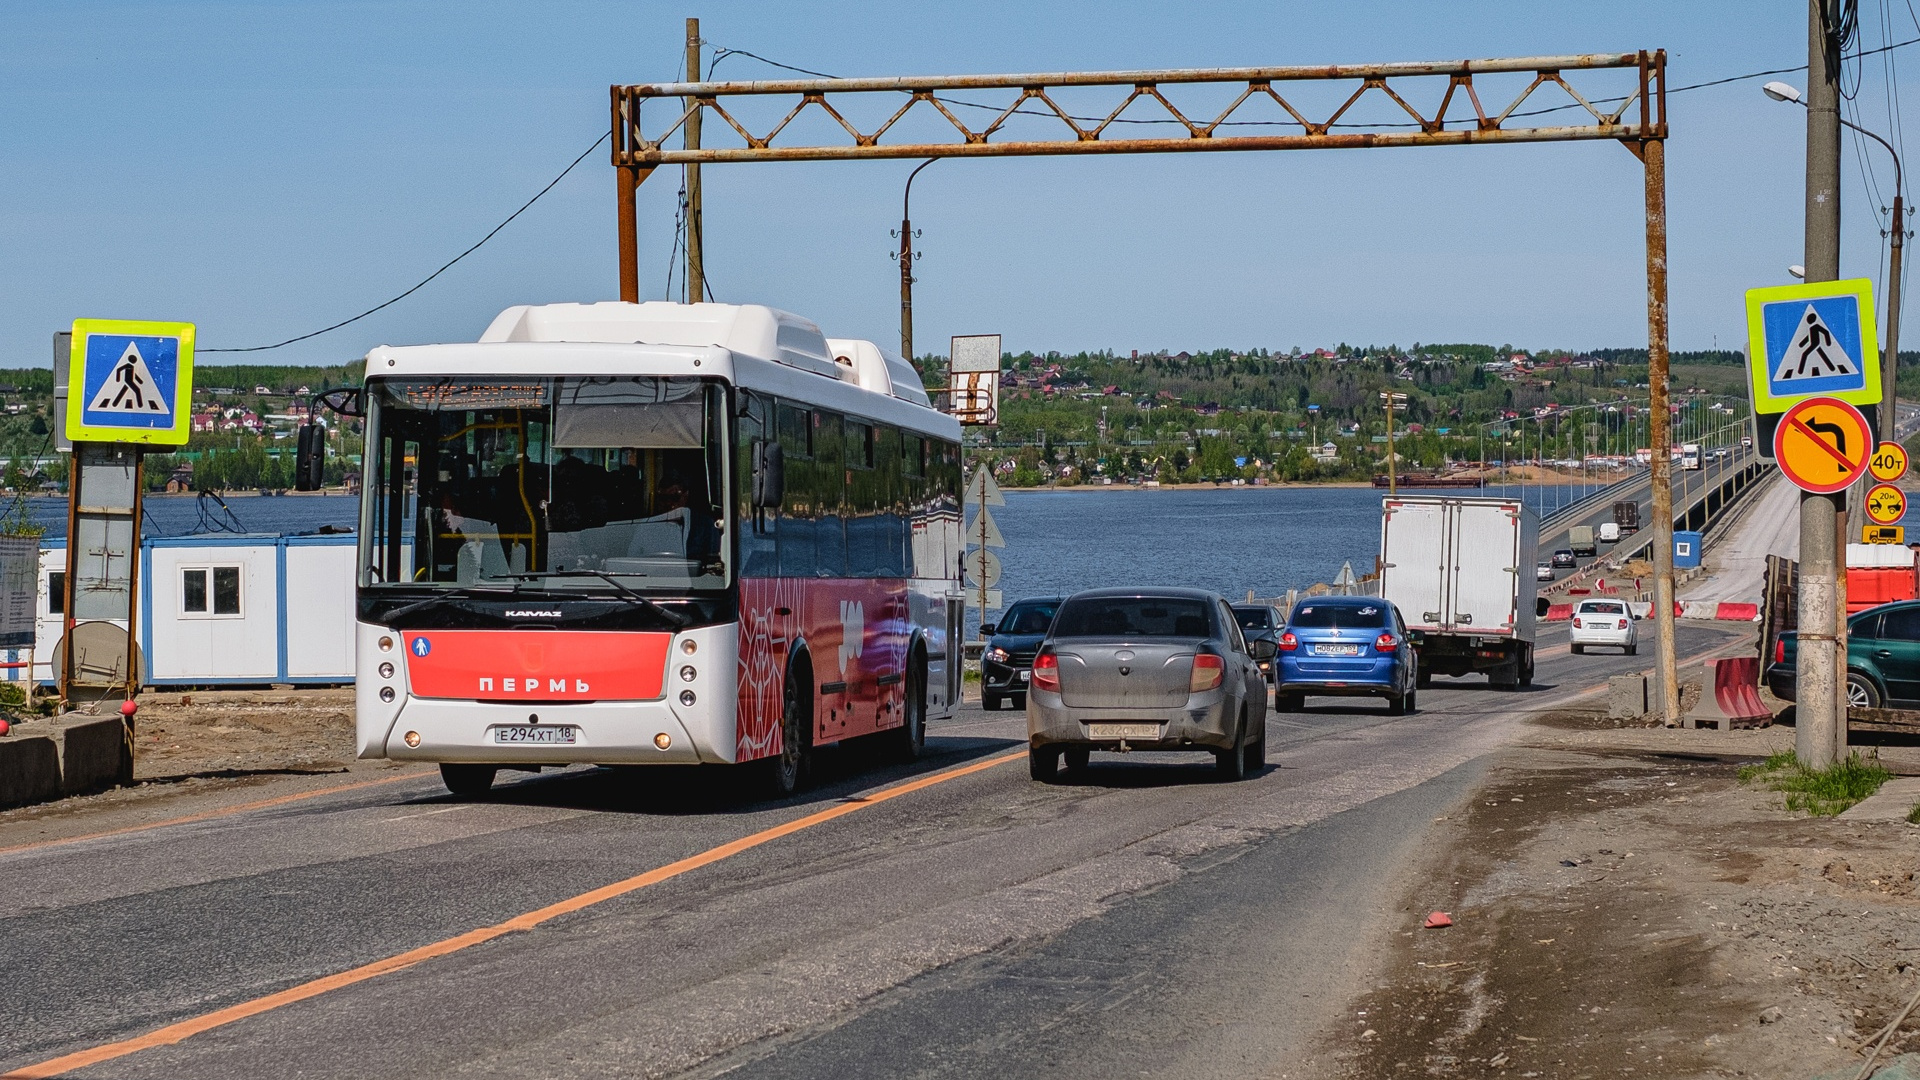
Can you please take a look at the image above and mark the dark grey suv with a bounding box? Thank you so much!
[1027,588,1274,783]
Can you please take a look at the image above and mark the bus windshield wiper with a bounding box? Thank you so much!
[492,571,691,628]
[379,594,463,622]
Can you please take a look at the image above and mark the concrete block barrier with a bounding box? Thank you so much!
[0,734,62,809]
[1545,603,1574,622]
[1607,674,1648,719]
[58,715,133,796]
[1684,657,1771,730]
[0,714,134,809]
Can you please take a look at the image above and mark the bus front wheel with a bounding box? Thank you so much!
[771,657,814,797]
[889,654,928,761]
[440,763,496,797]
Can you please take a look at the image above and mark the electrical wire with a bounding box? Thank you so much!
[203,32,1920,356]
[202,131,610,353]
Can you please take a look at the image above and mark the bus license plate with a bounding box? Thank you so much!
[1311,644,1362,657]
[1086,722,1160,739]
[492,725,577,745]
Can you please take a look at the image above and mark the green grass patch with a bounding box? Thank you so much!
[1906,803,1920,825]
[1739,751,1892,817]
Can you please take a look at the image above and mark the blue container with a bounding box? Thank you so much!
[1673,530,1703,569]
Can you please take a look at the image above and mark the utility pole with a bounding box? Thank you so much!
[1885,185,1904,415]
[1381,391,1405,495]
[1799,0,1845,767]
[1646,131,1680,726]
[684,17,704,304]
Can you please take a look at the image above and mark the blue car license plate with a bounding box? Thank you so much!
[1310,644,1362,657]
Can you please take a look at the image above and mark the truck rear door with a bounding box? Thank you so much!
[1451,502,1522,634]
[1381,499,1451,632]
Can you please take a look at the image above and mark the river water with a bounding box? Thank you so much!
[14,482,1599,604]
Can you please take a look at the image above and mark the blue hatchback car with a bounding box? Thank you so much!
[1274,597,1418,714]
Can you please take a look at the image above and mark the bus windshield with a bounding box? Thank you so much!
[360,376,730,592]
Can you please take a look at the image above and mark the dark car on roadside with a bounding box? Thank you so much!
[1551,548,1577,568]
[1767,600,1920,710]
[1273,596,1419,715]
[1027,588,1273,783]
[1232,603,1283,684]
[981,596,1064,710]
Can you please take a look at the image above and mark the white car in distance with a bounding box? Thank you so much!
[1569,599,1637,655]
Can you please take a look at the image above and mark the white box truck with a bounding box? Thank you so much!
[1378,495,1541,690]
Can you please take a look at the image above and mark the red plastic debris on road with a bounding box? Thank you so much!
[1423,911,1454,929]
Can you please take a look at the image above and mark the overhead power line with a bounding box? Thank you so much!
[203,132,609,353]
[210,36,1920,354]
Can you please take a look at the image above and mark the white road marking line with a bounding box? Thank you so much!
[380,806,467,823]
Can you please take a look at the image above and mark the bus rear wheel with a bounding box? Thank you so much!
[440,763,496,797]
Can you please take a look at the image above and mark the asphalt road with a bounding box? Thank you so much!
[0,619,1750,1080]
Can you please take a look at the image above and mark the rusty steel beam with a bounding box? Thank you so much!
[624,53,1647,97]
[620,125,1636,165]
[612,51,1663,169]
[610,49,1665,317]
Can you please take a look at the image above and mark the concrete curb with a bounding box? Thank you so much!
[0,715,134,809]
[1840,776,1920,822]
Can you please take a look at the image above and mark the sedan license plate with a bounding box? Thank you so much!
[491,725,577,745]
[1311,644,1363,657]
[1017,670,1029,682]
[1086,722,1161,739]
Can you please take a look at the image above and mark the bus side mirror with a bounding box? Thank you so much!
[754,441,785,508]
[294,423,325,491]
[1536,597,1551,617]
[1248,638,1278,661]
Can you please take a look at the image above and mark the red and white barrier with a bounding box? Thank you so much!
[1683,656,1772,729]
[1548,600,1758,622]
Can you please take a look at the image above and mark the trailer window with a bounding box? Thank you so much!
[181,566,243,617]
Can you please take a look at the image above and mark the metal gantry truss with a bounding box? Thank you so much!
[612,51,1665,165]
[606,47,1683,721]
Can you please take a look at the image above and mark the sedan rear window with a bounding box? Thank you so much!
[1289,603,1388,629]
[1053,597,1212,638]
[1232,606,1275,630]
[1578,601,1626,614]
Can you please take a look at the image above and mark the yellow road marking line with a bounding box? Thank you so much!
[1,750,1023,1080]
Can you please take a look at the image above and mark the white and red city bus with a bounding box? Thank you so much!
[349,302,964,796]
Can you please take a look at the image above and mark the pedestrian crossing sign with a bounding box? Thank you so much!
[65,319,194,445]
[1745,278,1880,414]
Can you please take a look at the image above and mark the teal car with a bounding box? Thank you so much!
[1766,601,1920,710]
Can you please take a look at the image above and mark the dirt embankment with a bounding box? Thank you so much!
[1329,714,1920,1080]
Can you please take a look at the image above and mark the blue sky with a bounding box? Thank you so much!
[1,1,1913,365]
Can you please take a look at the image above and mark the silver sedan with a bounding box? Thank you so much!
[1026,588,1273,782]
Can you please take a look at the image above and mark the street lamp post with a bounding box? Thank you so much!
[892,159,938,364]
[1766,80,1906,421]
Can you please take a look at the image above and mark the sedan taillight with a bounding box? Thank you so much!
[1618,620,1629,630]
[1375,633,1398,652]
[1775,638,1786,664]
[1032,652,1060,692]
[1190,653,1224,693]
[1572,618,1583,629]
[1278,632,1298,652]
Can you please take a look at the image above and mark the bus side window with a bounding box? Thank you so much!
[813,410,845,578]
[777,404,814,579]
[738,392,777,576]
